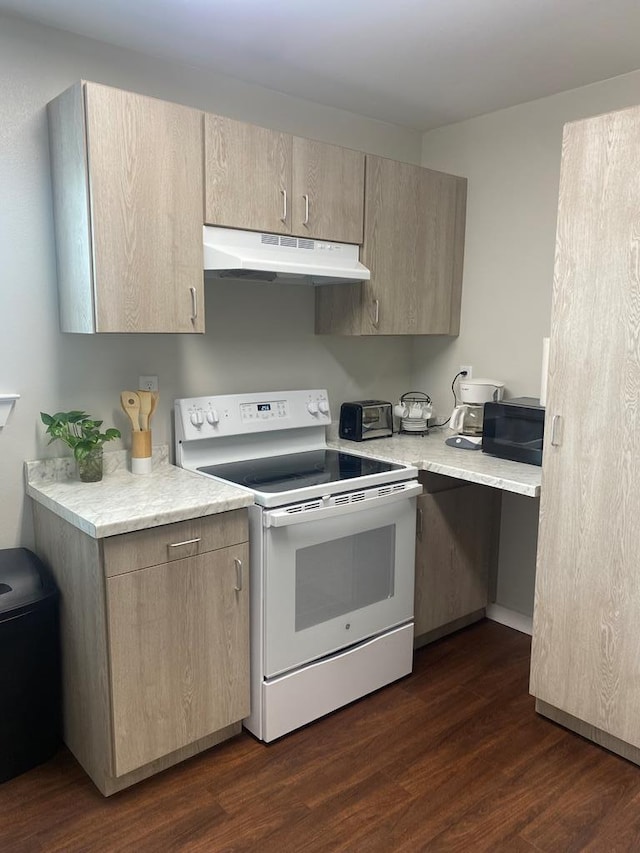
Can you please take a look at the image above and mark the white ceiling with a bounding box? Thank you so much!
[3,0,640,130]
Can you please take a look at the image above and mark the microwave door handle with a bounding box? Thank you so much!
[263,481,423,528]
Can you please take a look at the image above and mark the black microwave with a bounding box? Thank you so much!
[482,397,545,466]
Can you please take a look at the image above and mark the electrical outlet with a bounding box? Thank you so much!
[460,365,473,379]
[138,375,159,392]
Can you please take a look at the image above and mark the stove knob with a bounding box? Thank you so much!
[190,410,204,427]
[318,399,329,415]
[307,400,319,415]
[206,409,219,425]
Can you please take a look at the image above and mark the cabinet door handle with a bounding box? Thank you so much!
[168,537,202,549]
[189,286,198,323]
[234,558,243,592]
[551,414,562,446]
[302,194,310,226]
[280,189,287,223]
[416,508,423,540]
[373,298,380,328]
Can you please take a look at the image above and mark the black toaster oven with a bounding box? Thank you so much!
[339,400,393,441]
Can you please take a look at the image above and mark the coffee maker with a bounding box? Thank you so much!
[448,378,504,448]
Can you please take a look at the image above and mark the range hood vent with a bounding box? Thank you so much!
[203,226,370,285]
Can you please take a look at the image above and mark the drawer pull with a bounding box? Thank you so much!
[234,558,243,592]
[416,507,423,540]
[168,537,201,549]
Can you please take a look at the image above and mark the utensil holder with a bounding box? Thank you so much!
[131,430,152,474]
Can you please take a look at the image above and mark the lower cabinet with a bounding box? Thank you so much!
[32,505,249,795]
[414,474,501,645]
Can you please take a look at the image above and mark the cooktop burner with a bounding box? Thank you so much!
[198,449,403,494]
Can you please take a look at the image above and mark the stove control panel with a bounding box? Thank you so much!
[240,399,288,423]
[175,389,331,442]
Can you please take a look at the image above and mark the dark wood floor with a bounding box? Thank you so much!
[2,620,640,852]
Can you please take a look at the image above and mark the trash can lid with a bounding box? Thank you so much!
[0,548,58,616]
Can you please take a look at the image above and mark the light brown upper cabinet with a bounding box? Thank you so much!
[290,136,365,243]
[47,81,205,333]
[204,114,365,243]
[315,155,467,335]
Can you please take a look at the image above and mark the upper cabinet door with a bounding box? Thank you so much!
[203,115,364,243]
[361,156,466,335]
[85,84,204,333]
[48,81,204,333]
[204,114,292,234]
[315,155,466,336]
[291,137,365,244]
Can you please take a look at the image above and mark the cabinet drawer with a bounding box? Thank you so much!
[103,510,248,577]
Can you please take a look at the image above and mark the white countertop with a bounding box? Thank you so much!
[25,447,253,538]
[26,431,540,541]
[328,428,541,497]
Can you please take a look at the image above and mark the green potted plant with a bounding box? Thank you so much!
[40,410,121,482]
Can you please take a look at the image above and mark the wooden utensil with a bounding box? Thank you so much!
[120,391,141,431]
[138,390,152,431]
[148,391,159,425]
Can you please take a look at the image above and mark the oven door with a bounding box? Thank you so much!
[262,482,420,678]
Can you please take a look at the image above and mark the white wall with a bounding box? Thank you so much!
[0,13,422,548]
[6,11,640,616]
[416,68,640,616]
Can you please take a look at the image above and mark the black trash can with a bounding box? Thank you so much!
[0,548,61,783]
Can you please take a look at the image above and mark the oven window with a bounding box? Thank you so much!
[295,525,396,632]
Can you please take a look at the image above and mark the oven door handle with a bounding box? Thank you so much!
[263,481,423,528]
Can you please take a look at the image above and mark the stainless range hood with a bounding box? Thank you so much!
[203,226,370,285]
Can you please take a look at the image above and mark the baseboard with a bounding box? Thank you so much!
[486,603,532,636]
[536,700,640,767]
[414,609,485,649]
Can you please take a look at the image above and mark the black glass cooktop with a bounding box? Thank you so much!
[198,449,403,493]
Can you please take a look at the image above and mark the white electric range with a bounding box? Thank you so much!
[174,389,421,741]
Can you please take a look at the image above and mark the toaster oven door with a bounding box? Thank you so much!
[361,405,392,439]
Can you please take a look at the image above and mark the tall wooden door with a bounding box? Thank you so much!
[530,105,640,748]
